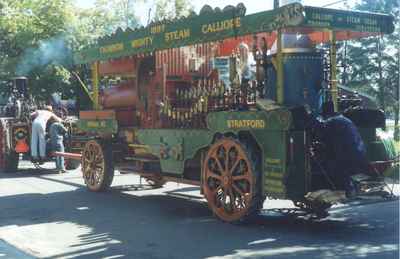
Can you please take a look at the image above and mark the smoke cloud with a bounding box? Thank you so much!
[16,35,72,76]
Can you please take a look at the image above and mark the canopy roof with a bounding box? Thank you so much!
[74,3,395,65]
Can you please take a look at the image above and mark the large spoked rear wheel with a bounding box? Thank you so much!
[81,140,114,192]
[202,137,263,223]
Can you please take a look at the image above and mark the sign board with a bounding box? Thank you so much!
[74,3,394,64]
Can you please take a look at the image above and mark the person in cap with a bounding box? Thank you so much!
[49,121,67,173]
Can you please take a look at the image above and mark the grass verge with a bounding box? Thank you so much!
[383,140,399,182]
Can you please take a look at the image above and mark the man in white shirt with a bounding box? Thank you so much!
[237,42,255,82]
[30,106,62,161]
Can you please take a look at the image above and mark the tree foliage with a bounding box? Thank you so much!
[0,0,143,101]
[154,0,193,21]
[72,0,142,48]
[0,0,75,99]
[338,0,399,139]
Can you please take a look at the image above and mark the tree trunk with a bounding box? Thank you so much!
[394,46,400,141]
[377,38,385,113]
[394,105,399,141]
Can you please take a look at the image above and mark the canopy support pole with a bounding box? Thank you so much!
[329,31,338,112]
[91,61,100,110]
[277,29,284,104]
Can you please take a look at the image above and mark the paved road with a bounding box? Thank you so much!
[0,161,398,259]
[0,239,34,259]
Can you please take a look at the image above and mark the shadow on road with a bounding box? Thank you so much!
[0,168,60,178]
[0,171,398,259]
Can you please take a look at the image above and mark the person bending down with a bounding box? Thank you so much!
[49,121,67,173]
[30,106,62,162]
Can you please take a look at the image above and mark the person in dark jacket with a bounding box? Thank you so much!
[323,115,368,191]
[49,122,67,173]
[317,101,368,195]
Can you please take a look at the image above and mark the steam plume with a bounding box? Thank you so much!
[16,35,71,76]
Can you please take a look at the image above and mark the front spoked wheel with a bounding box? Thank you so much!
[202,137,263,223]
[81,140,114,192]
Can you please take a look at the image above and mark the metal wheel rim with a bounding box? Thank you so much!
[203,139,254,222]
[82,141,105,190]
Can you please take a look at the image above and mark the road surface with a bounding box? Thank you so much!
[0,161,398,259]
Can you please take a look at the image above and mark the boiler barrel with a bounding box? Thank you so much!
[101,84,138,109]
[265,52,323,112]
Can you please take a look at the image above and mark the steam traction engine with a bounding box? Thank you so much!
[73,3,397,222]
[0,77,80,172]
[0,77,33,172]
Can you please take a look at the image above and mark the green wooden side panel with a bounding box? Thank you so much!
[77,119,118,134]
[136,109,292,175]
[285,131,309,200]
[253,130,288,198]
[207,109,292,132]
[136,129,213,174]
[136,108,302,199]
[206,109,293,197]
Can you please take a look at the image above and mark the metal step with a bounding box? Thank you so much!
[115,161,138,173]
[123,156,159,163]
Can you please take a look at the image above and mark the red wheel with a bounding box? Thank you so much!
[202,137,263,222]
[0,120,18,173]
